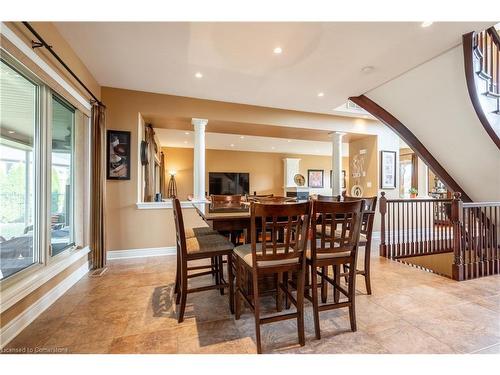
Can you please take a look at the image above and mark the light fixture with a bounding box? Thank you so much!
[195,72,203,78]
[271,146,275,150]
[273,46,283,54]
[287,140,292,143]
[317,92,324,97]
[184,132,190,135]
[421,21,433,28]
[230,143,235,147]
[8,130,15,134]
[361,66,374,73]
[239,136,245,139]
[169,170,177,176]
[183,141,188,144]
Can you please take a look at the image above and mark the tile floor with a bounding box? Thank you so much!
[4,242,500,354]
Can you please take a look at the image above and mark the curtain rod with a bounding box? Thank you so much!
[22,21,103,106]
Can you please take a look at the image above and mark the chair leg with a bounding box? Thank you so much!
[228,253,235,314]
[333,265,340,304]
[364,244,372,295]
[321,266,328,303]
[252,272,263,354]
[276,272,283,312]
[178,262,188,323]
[296,267,306,347]
[310,263,321,340]
[348,263,357,332]
[283,271,290,310]
[218,255,225,296]
[175,248,181,304]
[235,257,242,320]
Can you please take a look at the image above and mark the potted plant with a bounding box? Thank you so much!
[409,187,418,198]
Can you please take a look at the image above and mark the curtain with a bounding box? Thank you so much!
[411,153,418,189]
[90,103,107,269]
[160,151,166,197]
[143,124,156,202]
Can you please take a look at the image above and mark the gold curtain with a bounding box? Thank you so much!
[90,103,107,269]
[143,124,156,202]
[160,151,166,197]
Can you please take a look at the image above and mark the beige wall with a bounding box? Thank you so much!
[163,147,349,200]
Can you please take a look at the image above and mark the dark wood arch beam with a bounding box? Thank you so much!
[463,30,500,150]
[349,95,472,202]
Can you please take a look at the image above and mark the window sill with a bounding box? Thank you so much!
[0,247,90,313]
[136,200,206,210]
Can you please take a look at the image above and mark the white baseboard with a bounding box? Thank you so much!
[0,261,89,349]
[107,246,176,260]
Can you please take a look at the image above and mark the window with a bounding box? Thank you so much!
[50,96,75,256]
[0,58,38,279]
[0,52,79,281]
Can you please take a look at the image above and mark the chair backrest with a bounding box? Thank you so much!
[172,198,187,259]
[250,201,311,268]
[246,193,274,202]
[342,195,377,236]
[317,194,341,202]
[310,200,364,261]
[211,194,242,204]
[252,196,296,204]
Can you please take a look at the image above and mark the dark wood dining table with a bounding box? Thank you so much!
[192,202,252,244]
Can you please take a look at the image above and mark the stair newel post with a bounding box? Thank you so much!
[379,192,387,257]
[451,192,464,281]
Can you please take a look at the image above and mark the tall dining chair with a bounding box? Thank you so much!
[307,199,364,339]
[341,194,377,294]
[172,198,235,323]
[234,201,311,353]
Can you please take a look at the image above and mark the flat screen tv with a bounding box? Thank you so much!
[209,172,249,196]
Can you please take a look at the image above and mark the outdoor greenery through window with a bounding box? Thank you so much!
[0,58,38,279]
[0,53,77,280]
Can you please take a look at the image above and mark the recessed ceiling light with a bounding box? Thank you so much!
[273,46,283,54]
[317,92,324,97]
[271,146,275,150]
[195,72,203,78]
[361,66,374,73]
[287,140,292,143]
[239,136,245,139]
[230,144,235,147]
[184,132,190,135]
[421,21,433,28]
[183,141,188,144]
[8,130,15,134]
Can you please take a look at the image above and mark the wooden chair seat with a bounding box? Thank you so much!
[306,248,351,260]
[185,226,218,238]
[186,234,234,256]
[234,243,299,267]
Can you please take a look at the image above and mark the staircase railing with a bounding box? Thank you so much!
[379,192,500,281]
[463,26,500,149]
[451,193,500,280]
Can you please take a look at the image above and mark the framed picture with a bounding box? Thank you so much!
[330,170,346,189]
[107,130,131,180]
[380,150,396,189]
[308,169,324,188]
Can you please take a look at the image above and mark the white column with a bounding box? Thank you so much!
[192,118,208,201]
[330,132,345,196]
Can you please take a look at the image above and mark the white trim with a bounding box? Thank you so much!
[0,260,89,349]
[107,247,176,260]
[0,22,91,111]
[135,200,205,209]
[0,247,90,314]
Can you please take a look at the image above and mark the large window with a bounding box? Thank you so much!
[0,59,38,279]
[0,53,78,280]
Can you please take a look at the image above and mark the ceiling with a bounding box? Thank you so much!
[155,128,352,157]
[55,22,493,115]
